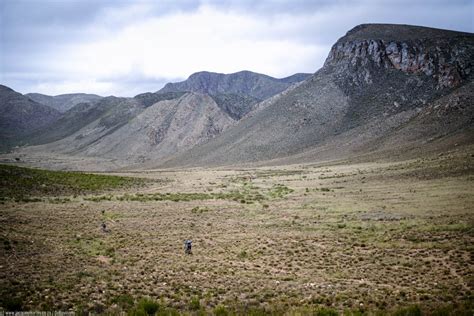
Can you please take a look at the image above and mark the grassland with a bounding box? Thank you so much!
[0,164,150,199]
[0,149,473,315]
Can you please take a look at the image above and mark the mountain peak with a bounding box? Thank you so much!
[340,23,473,43]
[159,70,311,100]
[0,84,15,93]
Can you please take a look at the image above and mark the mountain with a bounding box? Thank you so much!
[157,24,474,168]
[25,91,187,147]
[159,71,311,100]
[26,93,102,113]
[27,96,137,146]
[5,24,472,170]
[0,85,61,151]
[24,92,235,167]
[159,71,311,119]
[10,71,309,168]
[78,92,235,165]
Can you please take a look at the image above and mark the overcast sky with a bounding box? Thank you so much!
[1,0,472,97]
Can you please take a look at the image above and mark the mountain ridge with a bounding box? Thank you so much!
[26,92,102,113]
[159,70,312,100]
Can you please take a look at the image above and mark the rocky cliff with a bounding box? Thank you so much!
[325,24,474,88]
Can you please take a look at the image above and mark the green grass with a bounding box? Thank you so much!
[0,164,148,198]
[128,298,161,316]
[72,238,115,257]
[115,190,270,203]
[268,184,294,198]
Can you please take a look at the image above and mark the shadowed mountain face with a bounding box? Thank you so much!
[26,93,102,113]
[27,96,140,147]
[158,24,474,168]
[0,85,61,151]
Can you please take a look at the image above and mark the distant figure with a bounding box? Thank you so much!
[101,222,107,232]
[184,240,192,255]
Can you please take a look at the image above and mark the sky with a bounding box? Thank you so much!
[1,0,473,97]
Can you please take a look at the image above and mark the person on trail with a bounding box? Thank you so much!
[101,222,107,232]
[184,240,192,254]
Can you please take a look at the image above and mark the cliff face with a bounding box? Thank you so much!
[325,24,474,89]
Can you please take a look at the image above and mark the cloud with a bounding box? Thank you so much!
[60,5,328,79]
[0,0,472,96]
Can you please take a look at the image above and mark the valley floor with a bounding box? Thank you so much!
[0,148,473,314]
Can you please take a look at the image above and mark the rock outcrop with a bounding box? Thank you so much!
[325,24,474,88]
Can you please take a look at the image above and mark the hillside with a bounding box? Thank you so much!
[27,96,138,146]
[158,24,474,168]
[19,92,235,168]
[0,85,61,151]
[78,92,235,165]
[7,71,309,169]
[26,92,102,113]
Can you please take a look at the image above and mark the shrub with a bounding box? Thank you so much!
[112,294,134,309]
[393,305,422,316]
[238,250,248,259]
[315,307,339,316]
[128,297,160,316]
[2,295,23,311]
[214,305,229,316]
[189,296,201,311]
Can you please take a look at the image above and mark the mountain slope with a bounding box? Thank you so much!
[26,92,102,113]
[158,24,474,168]
[159,70,311,118]
[80,92,235,165]
[27,96,135,146]
[0,85,61,151]
[12,71,310,168]
[27,91,187,146]
[25,92,235,167]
